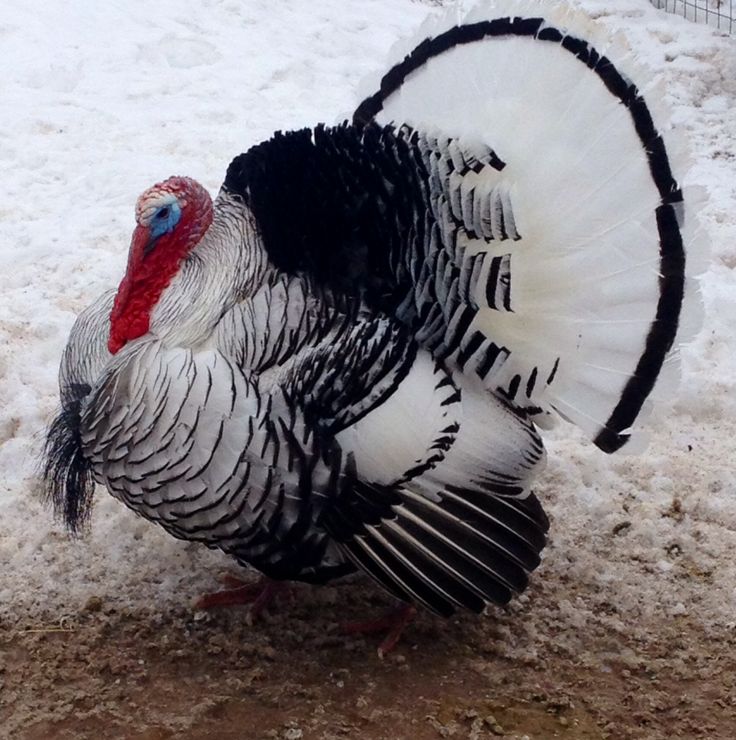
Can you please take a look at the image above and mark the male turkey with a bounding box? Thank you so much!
[44,0,703,652]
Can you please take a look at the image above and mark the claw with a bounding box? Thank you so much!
[217,573,253,590]
[195,575,290,621]
[340,603,416,657]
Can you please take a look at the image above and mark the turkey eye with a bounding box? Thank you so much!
[156,206,170,220]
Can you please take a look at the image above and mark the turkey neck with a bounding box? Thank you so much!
[150,190,268,351]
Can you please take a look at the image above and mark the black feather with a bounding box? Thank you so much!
[41,383,95,535]
[223,122,428,320]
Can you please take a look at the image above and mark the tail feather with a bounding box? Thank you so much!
[355,0,706,452]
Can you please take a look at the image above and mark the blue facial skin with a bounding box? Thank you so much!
[149,200,182,239]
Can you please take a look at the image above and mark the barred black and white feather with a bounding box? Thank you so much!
[43,0,704,618]
[46,275,547,605]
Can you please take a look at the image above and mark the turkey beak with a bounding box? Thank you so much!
[130,224,152,261]
[131,224,159,258]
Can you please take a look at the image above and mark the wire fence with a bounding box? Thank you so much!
[651,0,735,32]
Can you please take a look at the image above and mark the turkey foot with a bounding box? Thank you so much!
[340,603,417,657]
[195,575,290,623]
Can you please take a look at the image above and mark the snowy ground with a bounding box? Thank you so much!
[1,0,735,738]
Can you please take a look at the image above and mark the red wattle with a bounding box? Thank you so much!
[107,179,214,355]
[107,227,188,355]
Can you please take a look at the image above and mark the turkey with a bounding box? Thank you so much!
[43,0,703,651]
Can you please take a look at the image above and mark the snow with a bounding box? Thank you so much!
[1,0,735,649]
[652,0,736,34]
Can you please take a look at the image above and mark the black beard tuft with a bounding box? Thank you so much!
[41,383,96,535]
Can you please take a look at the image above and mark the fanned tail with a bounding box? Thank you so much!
[355,0,706,452]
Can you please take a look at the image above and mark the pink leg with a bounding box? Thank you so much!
[195,574,290,622]
[341,604,417,657]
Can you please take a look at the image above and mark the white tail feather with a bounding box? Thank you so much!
[355,0,707,452]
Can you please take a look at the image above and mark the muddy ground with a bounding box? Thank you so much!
[3,554,735,740]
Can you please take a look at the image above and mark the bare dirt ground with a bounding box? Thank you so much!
[3,557,735,740]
